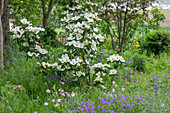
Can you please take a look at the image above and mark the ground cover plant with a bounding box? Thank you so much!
[0,0,170,113]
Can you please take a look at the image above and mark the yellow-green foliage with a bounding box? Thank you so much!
[127,36,141,52]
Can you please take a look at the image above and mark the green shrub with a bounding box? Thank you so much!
[141,30,170,55]
[132,53,146,72]
[39,26,62,48]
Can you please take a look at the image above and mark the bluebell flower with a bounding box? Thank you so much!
[150,110,154,113]
[66,75,70,79]
[101,109,106,112]
[158,81,161,84]
[126,61,130,64]
[156,77,159,79]
[98,97,102,100]
[110,110,116,113]
[154,88,158,92]
[104,97,108,100]
[121,103,125,107]
[162,73,166,76]
[98,105,101,108]
[153,76,159,79]
[149,97,154,100]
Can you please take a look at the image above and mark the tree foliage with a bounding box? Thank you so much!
[9,0,42,26]
[99,0,157,53]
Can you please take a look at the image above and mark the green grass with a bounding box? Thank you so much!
[0,46,170,113]
[161,24,170,31]
[160,9,170,31]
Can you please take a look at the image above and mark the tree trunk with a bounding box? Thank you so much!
[43,16,49,27]
[81,51,89,89]
[0,0,4,74]
[42,0,54,27]
[2,0,11,63]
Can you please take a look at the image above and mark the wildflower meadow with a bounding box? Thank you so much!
[0,0,170,113]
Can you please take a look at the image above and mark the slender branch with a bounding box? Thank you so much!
[116,6,121,50]
[107,21,115,50]
[108,21,118,39]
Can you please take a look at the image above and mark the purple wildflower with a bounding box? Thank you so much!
[162,73,166,76]
[104,97,108,100]
[98,105,101,108]
[154,88,158,92]
[21,90,24,93]
[101,109,106,112]
[150,110,154,113]
[149,97,154,100]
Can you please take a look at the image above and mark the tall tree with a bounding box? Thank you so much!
[2,0,11,63]
[0,0,4,74]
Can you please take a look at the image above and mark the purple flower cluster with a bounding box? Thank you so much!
[152,72,169,93]
[65,94,155,113]
[126,60,133,64]
[121,71,135,82]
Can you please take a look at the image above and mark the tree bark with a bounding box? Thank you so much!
[42,0,54,27]
[81,51,89,89]
[0,0,4,74]
[2,0,11,63]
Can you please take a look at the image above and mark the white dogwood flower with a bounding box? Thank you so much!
[109,69,117,75]
[39,49,48,54]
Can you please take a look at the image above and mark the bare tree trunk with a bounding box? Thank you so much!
[2,0,11,63]
[81,51,89,89]
[42,0,54,27]
[0,0,4,74]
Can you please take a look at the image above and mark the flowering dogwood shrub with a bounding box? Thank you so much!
[10,19,48,57]
[40,1,125,88]
[10,1,125,89]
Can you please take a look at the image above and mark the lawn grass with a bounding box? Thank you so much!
[160,9,170,31]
